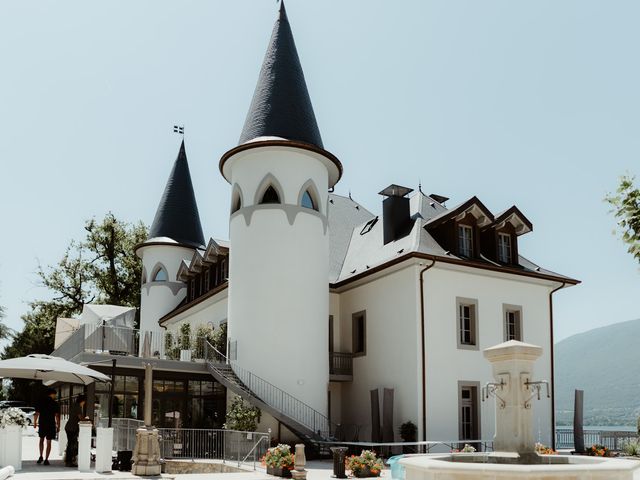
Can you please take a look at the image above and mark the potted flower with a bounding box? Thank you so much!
[262,444,294,477]
[179,323,192,361]
[535,442,556,455]
[164,331,179,360]
[0,407,28,470]
[346,450,384,478]
[585,444,610,457]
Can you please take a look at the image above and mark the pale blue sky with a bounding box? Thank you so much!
[0,0,638,344]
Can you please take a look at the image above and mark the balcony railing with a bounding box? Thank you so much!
[51,323,214,363]
[329,352,353,377]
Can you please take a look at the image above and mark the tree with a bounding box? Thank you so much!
[0,304,8,343]
[2,213,146,401]
[606,175,640,264]
[223,396,261,431]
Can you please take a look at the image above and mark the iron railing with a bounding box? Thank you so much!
[51,323,212,362]
[555,428,638,451]
[204,341,338,440]
[157,428,269,468]
[329,352,353,376]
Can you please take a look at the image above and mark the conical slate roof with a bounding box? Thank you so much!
[238,1,323,148]
[148,141,205,249]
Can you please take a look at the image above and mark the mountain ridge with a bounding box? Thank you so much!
[555,318,640,426]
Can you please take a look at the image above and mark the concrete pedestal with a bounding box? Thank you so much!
[0,426,22,471]
[291,444,307,480]
[132,427,162,476]
[483,340,543,454]
[95,427,113,473]
[78,421,92,472]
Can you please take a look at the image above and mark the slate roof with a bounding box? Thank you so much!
[327,194,375,282]
[238,1,323,148]
[148,141,205,249]
[333,191,578,285]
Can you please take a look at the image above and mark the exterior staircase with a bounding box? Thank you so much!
[204,341,336,445]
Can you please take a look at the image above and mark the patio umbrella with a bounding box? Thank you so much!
[0,354,110,385]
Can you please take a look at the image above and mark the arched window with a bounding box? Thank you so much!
[301,190,317,211]
[231,186,243,214]
[260,186,280,204]
[152,265,168,282]
[232,195,242,213]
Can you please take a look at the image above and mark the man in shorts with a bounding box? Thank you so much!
[34,388,60,465]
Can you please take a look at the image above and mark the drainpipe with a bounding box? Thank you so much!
[419,258,436,444]
[549,281,566,451]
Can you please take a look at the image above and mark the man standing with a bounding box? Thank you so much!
[34,388,60,465]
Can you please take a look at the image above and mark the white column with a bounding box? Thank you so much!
[95,427,113,473]
[78,422,92,472]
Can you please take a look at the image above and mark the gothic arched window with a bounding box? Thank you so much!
[260,186,281,205]
[152,265,168,282]
[301,190,317,211]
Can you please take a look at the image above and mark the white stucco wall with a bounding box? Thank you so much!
[423,263,555,447]
[138,244,195,336]
[226,146,331,416]
[338,265,421,441]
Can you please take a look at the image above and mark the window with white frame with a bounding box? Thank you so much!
[458,225,474,257]
[498,233,512,263]
[504,306,522,341]
[457,298,478,349]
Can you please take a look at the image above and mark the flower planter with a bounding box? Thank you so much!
[353,467,381,478]
[0,425,23,470]
[267,466,292,477]
[180,349,192,362]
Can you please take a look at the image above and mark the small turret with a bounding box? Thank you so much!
[137,141,204,347]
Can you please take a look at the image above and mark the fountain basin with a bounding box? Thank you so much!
[400,453,640,479]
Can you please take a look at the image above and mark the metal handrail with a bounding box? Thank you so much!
[205,340,338,439]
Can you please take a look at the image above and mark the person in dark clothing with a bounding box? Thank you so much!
[64,395,86,467]
[34,388,60,465]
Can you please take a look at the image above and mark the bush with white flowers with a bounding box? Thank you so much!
[0,407,28,428]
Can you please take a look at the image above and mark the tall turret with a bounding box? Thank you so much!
[219,2,342,414]
[137,141,205,348]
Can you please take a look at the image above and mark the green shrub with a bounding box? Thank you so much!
[223,395,261,432]
[623,438,640,457]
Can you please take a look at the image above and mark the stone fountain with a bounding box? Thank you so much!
[400,340,640,479]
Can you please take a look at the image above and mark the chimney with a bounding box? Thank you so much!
[379,184,414,245]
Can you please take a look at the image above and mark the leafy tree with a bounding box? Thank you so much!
[2,213,146,401]
[606,175,640,264]
[0,304,9,342]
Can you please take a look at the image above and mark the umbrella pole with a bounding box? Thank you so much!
[108,359,116,428]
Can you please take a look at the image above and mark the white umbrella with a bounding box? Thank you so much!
[0,354,110,385]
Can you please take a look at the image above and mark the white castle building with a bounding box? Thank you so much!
[53,2,577,449]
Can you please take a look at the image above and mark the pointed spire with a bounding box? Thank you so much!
[148,141,205,249]
[238,1,324,148]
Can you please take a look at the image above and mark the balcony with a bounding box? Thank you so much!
[51,323,216,373]
[329,352,353,382]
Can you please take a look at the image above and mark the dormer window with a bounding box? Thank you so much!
[497,233,512,263]
[260,186,280,204]
[458,225,474,258]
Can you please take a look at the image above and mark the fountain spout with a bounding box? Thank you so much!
[483,340,544,455]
